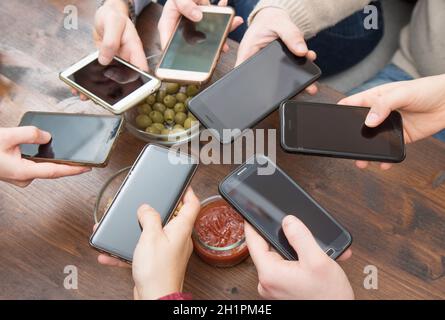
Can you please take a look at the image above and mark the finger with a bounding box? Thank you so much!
[235,32,261,67]
[137,204,163,238]
[222,43,229,53]
[21,161,91,180]
[337,248,352,262]
[282,215,324,263]
[5,126,51,146]
[165,187,200,236]
[128,38,149,71]
[98,13,126,65]
[380,163,393,171]
[275,23,308,57]
[355,160,369,169]
[97,254,131,268]
[79,94,88,101]
[305,84,318,95]
[307,50,317,62]
[245,222,282,271]
[229,16,244,32]
[71,88,78,96]
[93,224,98,232]
[339,82,409,128]
[176,0,203,22]
[217,0,228,6]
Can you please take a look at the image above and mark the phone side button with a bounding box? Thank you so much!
[325,248,335,257]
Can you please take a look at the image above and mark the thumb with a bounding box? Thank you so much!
[137,204,163,239]
[7,126,51,146]
[275,22,308,57]
[282,215,323,263]
[175,0,202,22]
[339,82,410,128]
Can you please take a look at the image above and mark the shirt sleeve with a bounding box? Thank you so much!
[248,0,373,39]
[158,292,193,300]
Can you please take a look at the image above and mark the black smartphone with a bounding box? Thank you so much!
[90,145,198,262]
[188,40,321,144]
[219,155,352,260]
[280,101,406,162]
[18,112,124,167]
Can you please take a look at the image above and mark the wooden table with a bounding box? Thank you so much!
[1,1,444,300]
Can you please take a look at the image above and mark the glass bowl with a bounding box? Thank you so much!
[192,195,249,268]
[125,108,199,146]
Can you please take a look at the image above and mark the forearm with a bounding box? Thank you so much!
[248,0,372,38]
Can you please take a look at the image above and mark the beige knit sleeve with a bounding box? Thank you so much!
[248,0,373,39]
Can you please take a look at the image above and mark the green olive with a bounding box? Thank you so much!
[156,89,166,103]
[149,110,164,124]
[163,95,177,109]
[183,117,198,130]
[164,109,175,124]
[166,82,180,95]
[176,92,187,103]
[146,126,161,135]
[172,128,186,137]
[146,94,156,105]
[137,103,152,115]
[135,114,152,129]
[161,128,171,136]
[173,124,184,130]
[186,84,199,97]
[174,112,187,126]
[174,102,186,113]
[153,102,167,113]
[152,123,165,131]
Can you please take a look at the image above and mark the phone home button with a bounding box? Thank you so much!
[325,248,335,257]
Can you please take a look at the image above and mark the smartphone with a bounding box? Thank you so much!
[155,5,234,84]
[280,101,406,162]
[188,40,321,144]
[90,144,198,262]
[219,155,352,260]
[18,112,124,167]
[60,52,161,114]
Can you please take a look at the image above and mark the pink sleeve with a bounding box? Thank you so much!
[158,292,193,300]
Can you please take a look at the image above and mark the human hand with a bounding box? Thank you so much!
[338,75,445,170]
[236,7,317,95]
[72,0,148,100]
[0,127,90,187]
[96,188,201,300]
[158,0,243,52]
[245,215,353,300]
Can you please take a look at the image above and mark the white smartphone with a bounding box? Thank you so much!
[155,5,234,84]
[60,51,161,114]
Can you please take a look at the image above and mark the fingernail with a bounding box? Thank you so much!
[140,204,152,211]
[42,130,52,140]
[283,215,297,227]
[191,9,202,20]
[295,43,308,54]
[98,55,111,65]
[82,167,92,173]
[365,112,379,126]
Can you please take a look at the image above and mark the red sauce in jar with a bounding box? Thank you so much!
[193,197,249,267]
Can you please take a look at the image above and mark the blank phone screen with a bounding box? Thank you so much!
[160,12,231,72]
[189,40,320,142]
[221,156,349,260]
[90,145,197,261]
[68,58,152,105]
[284,102,404,160]
[19,112,122,164]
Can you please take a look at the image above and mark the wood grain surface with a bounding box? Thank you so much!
[0,1,444,300]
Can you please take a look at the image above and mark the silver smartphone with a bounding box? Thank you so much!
[90,144,198,262]
[60,51,161,114]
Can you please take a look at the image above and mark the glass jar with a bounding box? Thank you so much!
[192,195,249,267]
